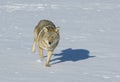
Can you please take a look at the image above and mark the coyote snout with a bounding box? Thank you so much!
[32,20,60,67]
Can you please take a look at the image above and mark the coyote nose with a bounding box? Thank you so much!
[49,42,51,45]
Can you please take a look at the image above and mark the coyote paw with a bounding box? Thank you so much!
[45,64,51,67]
[40,56,44,61]
[32,49,35,53]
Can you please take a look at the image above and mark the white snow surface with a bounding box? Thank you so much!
[0,0,120,82]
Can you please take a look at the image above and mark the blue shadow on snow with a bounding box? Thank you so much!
[51,48,95,65]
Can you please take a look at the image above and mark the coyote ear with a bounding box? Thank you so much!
[55,27,60,33]
[43,27,48,32]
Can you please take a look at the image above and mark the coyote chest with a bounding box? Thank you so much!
[32,20,60,67]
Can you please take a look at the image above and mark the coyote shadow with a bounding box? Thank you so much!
[51,48,95,65]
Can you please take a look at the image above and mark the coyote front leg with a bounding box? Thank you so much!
[32,29,38,53]
[45,50,53,67]
[32,38,36,53]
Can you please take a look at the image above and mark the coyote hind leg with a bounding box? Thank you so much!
[38,47,44,60]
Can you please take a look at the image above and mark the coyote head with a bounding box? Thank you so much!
[42,27,60,48]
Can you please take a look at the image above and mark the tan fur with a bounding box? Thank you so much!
[32,20,60,67]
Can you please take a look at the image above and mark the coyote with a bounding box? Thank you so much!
[32,20,60,67]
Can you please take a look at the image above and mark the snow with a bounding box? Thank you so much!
[0,0,120,82]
